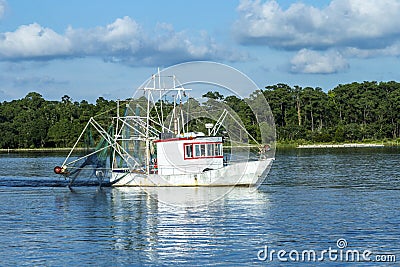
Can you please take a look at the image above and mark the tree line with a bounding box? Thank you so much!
[1,80,400,149]
[262,81,400,143]
[0,92,116,148]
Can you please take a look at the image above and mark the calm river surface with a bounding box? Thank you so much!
[0,148,399,266]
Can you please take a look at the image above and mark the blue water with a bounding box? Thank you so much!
[0,148,399,266]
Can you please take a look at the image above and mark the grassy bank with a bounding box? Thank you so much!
[276,139,400,148]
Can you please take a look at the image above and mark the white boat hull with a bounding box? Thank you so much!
[111,159,273,187]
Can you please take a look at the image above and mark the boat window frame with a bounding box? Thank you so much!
[183,142,223,160]
[184,144,193,158]
[207,143,214,157]
[200,144,206,157]
[194,144,201,157]
[215,143,222,156]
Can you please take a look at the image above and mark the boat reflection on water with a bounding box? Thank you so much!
[109,186,271,263]
[111,186,269,208]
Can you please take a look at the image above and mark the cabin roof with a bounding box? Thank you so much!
[154,136,222,144]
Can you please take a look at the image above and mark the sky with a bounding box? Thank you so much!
[1,0,400,102]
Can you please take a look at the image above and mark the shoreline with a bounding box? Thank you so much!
[0,148,87,153]
[297,143,385,149]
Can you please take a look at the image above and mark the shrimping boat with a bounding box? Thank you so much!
[54,66,275,188]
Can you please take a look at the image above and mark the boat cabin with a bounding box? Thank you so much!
[154,134,223,175]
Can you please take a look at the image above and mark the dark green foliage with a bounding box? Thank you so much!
[0,93,115,148]
[202,91,224,100]
[263,81,400,142]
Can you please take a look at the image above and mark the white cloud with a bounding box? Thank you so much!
[64,16,142,57]
[0,16,247,65]
[343,41,400,58]
[0,23,71,59]
[290,49,349,74]
[235,0,400,53]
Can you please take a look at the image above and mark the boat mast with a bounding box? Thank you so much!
[172,76,179,135]
[144,74,155,175]
[173,95,178,135]
[159,68,164,127]
[186,92,190,133]
[113,100,120,170]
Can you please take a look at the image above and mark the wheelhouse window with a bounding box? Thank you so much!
[185,144,193,158]
[207,144,214,157]
[200,144,206,157]
[186,142,222,159]
[215,143,222,156]
[194,144,201,157]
